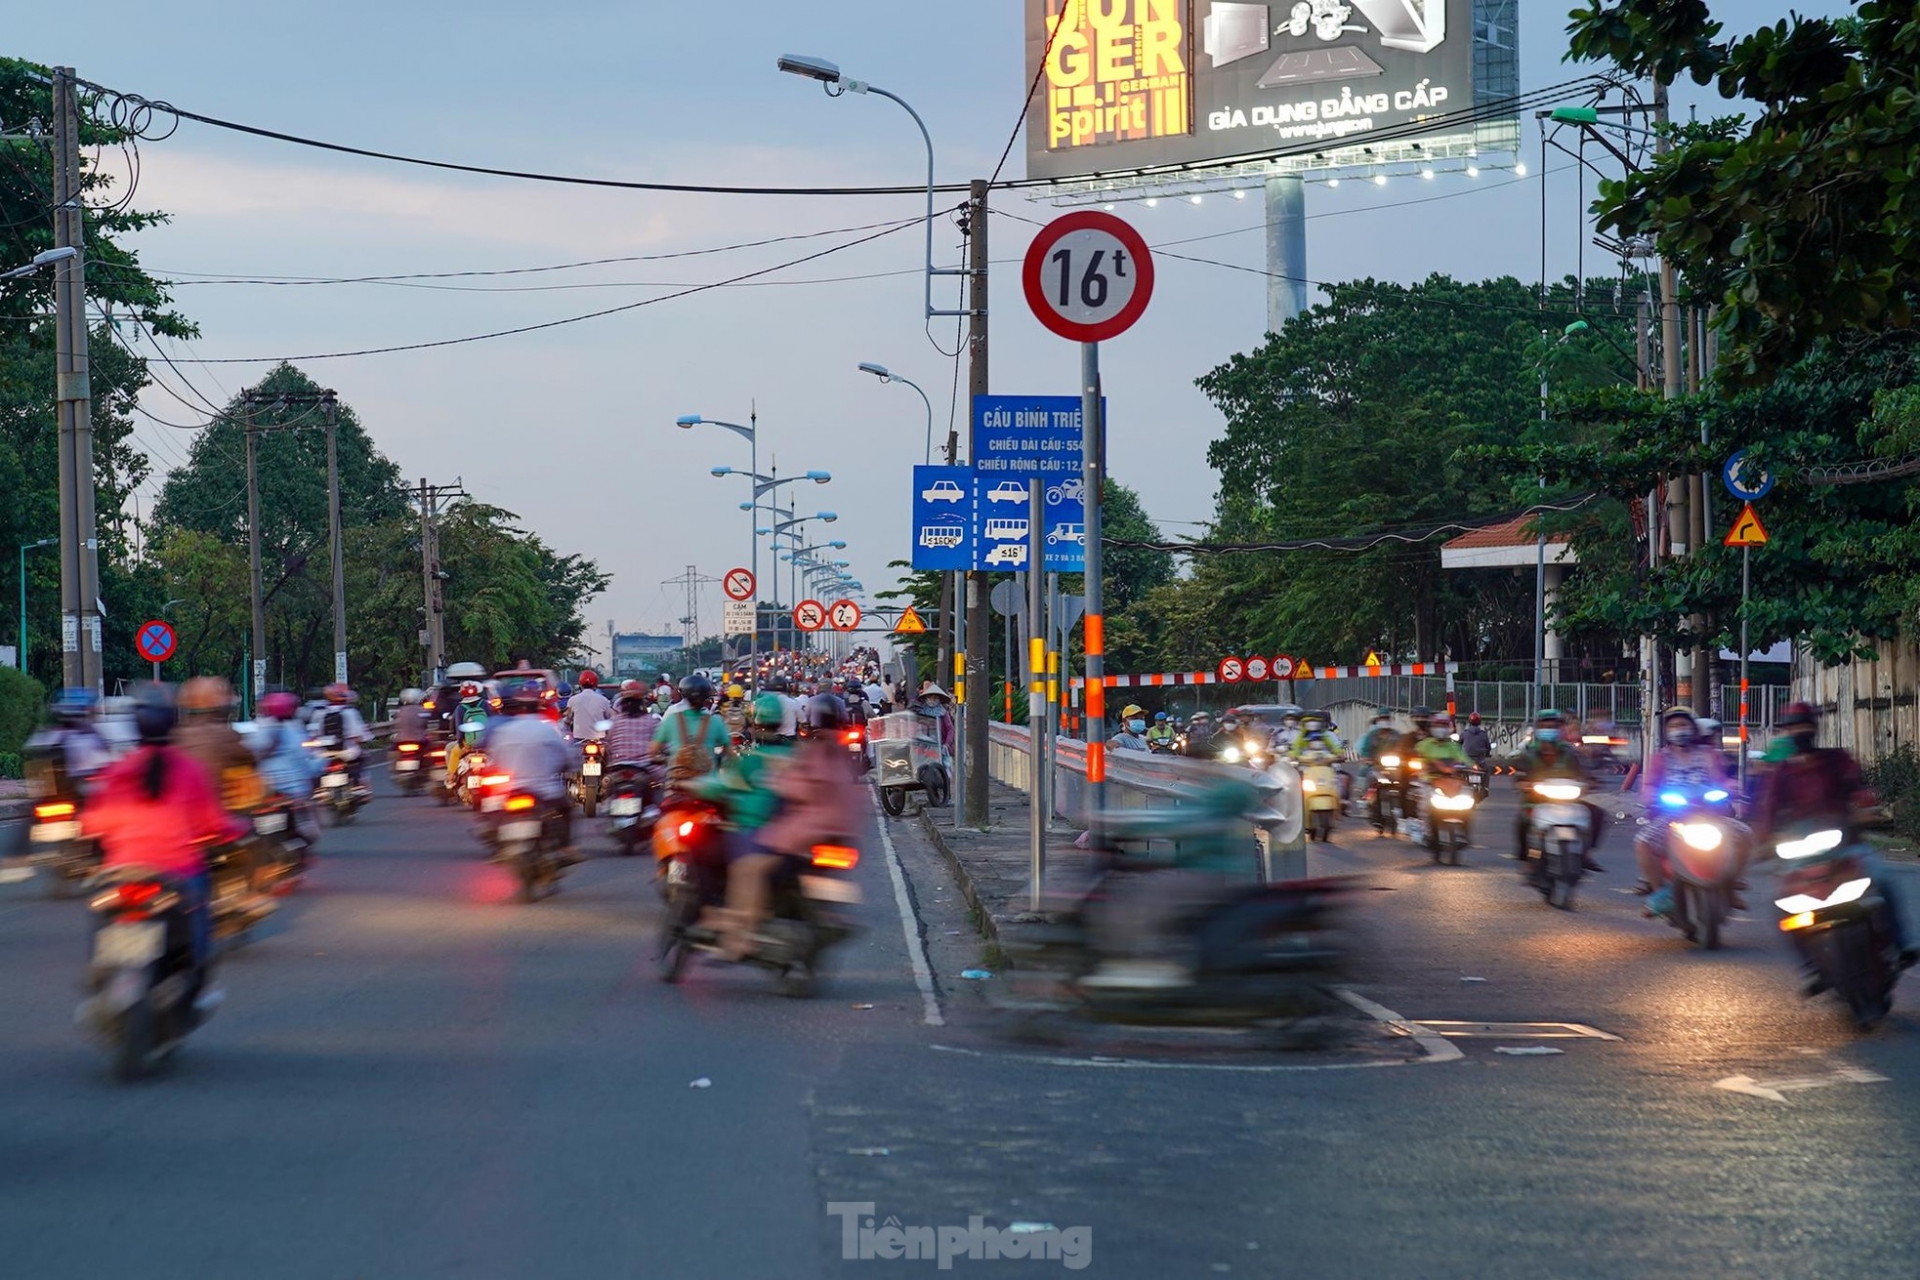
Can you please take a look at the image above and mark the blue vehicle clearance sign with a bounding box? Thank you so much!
[911,465,974,571]
[971,395,1100,572]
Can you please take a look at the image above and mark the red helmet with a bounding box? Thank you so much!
[324,682,350,705]
[1779,700,1819,729]
[1468,712,1481,725]
[619,679,645,696]
[578,669,599,689]
[259,691,300,720]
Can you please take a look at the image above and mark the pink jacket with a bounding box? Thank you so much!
[758,739,862,857]
[84,746,247,879]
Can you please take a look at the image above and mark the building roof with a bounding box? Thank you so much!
[1439,515,1577,569]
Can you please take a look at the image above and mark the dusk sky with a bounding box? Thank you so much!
[6,0,1835,662]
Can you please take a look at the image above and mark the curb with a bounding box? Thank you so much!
[912,802,1002,950]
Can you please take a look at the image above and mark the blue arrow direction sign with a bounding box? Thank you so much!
[1723,450,1775,502]
[911,465,974,571]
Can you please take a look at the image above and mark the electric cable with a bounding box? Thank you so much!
[1105,495,1599,555]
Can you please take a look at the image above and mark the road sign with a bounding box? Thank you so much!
[989,579,1026,618]
[722,599,755,635]
[972,396,1103,573]
[793,599,827,632]
[892,606,928,635]
[1364,651,1382,670]
[1293,660,1315,681]
[1245,656,1270,682]
[1723,450,1775,502]
[1724,503,1770,547]
[911,464,975,571]
[723,568,755,601]
[828,600,861,632]
[1271,655,1295,679]
[1218,656,1244,683]
[1022,210,1156,344]
[135,619,176,663]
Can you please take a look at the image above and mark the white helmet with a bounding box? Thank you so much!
[400,687,424,705]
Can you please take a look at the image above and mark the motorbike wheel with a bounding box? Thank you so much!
[514,855,540,904]
[879,786,907,817]
[920,766,951,809]
[1700,887,1727,951]
[581,783,598,820]
[777,961,817,999]
[111,997,155,1082]
[657,889,698,982]
[1830,924,1892,1028]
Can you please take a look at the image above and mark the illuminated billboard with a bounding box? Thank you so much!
[1026,0,1478,181]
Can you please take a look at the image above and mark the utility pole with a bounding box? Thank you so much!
[1654,81,1691,716]
[52,67,101,692]
[246,400,267,700]
[415,478,465,683]
[324,394,347,685]
[963,178,991,827]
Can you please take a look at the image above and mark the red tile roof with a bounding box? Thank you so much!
[1443,514,1571,551]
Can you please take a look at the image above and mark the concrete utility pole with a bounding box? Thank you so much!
[324,396,347,686]
[52,68,102,692]
[963,178,990,827]
[416,478,465,683]
[1654,80,1690,714]
[246,400,267,700]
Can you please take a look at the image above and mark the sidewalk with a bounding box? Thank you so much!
[913,777,1093,961]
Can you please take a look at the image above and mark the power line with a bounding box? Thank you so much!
[1106,496,1599,555]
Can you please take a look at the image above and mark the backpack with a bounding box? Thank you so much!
[322,708,346,743]
[665,710,721,787]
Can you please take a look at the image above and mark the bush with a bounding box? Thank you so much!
[0,751,20,780]
[1866,745,1920,844]
[0,667,44,756]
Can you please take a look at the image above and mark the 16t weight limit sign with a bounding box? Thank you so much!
[1022,211,1155,344]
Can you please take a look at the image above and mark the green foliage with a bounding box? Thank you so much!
[1566,3,1920,380]
[1865,744,1920,844]
[0,665,45,755]
[0,751,21,780]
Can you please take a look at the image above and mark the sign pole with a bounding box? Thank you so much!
[1028,478,1047,910]
[1081,339,1105,820]
[1739,544,1750,796]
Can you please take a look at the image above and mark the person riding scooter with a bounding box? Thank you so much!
[1513,708,1606,871]
[480,680,577,863]
[1145,711,1178,753]
[562,669,613,743]
[176,676,267,812]
[306,683,370,798]
[1635,706,1739,903]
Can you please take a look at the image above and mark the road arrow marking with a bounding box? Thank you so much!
[1714,1064,1888,1102]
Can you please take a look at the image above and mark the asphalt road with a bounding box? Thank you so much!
[2,776,1915,1278]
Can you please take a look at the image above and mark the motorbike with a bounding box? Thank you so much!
[454,748,493,809]
[1643,783,1745,950]
[247,794,313,896]
[390,739,428,794]
[1367,754,1407,836]
[654,799,862,996]
[571,735,606,817]
[78,867,215,1080]
[1525,779,1593,909]
[1466,759,1492,801]
[1424,766,1475,865]
[839,722,871,775]
[603,759,663,856]
[492,787,569,903]
[27,795,98,897]
[1217,736,1272,770]
[1774,823,1904,1027]
[312,751,364,825]
[1298,752,1341,843]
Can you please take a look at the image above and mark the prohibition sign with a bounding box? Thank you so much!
[1218,656,1244,683]
[1245,656,1270,682]
[723,567,756,601]
[137,619,177,663]
[1271,655,1295,679]
[1022,210,1156,344]
[793,599,827,632]
[828,600,862,632]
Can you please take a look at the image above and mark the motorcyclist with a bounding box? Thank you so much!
[1145,711,1178,752]
[23,688,112,798]
[654,673,733,791]
[562,668,613,742]
[1211,715,1244,761]
[306,683,370,796]
[480,679,576,861]
[176,676,268,812]
[720,682,751,739]
[1635,705,1742,907]
[711,693,860,960]
[1287,709,1344,761]
[1271,704,1304,752]
[1356,711,1399,827]
[1414,713,1474,849]
[606,680,662,762]
[1459,712,1492,764]
[1513,708,1605,872]
[1751,701,1914,971]
[444,681,489,791]
[1108,705,1150,753]
[393,687,430,747]
[82,684,249,1004]
[1183,711,1216,757]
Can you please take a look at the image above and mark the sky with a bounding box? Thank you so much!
[5,0,1841,666]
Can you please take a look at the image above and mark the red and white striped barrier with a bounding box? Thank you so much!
[1068,662,1457,690]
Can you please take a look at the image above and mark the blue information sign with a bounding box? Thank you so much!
[1722,449,1775,502]
[971,395,1099,572]
[911,465,974,571]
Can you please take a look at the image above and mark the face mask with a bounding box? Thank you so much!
[1666,727,1693,746]
[1127,719,1146,733]
[1789,728,1817,748]
[1536,727,1560,743]
[1431,727,1449,739]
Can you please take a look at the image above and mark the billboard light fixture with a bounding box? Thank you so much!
[1233,189,1246,199]
[1188,194,1202,204]
[1145,197,1158,207]
[1421,168,1435,179]
[1466,165,1480,178]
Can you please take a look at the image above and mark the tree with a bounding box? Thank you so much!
[1567,2,1920,381]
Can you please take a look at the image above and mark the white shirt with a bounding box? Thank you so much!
[778,694,803,737]
[564,687,613,740]
[865,682,886,706]
[306,705,369,745]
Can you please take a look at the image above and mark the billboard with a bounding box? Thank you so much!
[1026,0,1476,181]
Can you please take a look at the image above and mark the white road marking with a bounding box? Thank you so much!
[928,1041,1410,1074]
[1715,1063,1889,1102]
[1335,989,1464,1064]
[0,866,34,885]
[871,791,944,1027]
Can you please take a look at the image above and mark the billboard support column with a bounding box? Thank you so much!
[964,178,992,827]
[1265,175,1307,333]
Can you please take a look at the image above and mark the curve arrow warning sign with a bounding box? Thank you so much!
[1724,503,1769,547]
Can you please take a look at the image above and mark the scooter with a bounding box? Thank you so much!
[313,752,363,825]
[654,801,862,997]
[1368,755,1406,836]
[1424,767,1475,865]
[390,739,428,794]
[78,867,216,1080]
[1774,823,1906,1027]
[1525,779,1592,909]
[27,794,97,897]
[491,787,569,903]
[571,737,606,817]
[1643,783,1745,950]
[840,722,872,775]
[603,759,662,856]
[1299,751,1341,842]
[247,794,314,896]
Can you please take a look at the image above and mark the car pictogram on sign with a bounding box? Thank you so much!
[987,480,1029,504]
[920,479,965,503]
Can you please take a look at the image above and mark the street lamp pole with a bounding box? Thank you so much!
[679,413,759,686]
[857,363,934,466]
[17,538,55,674]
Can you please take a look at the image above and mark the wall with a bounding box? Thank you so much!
[1794,639,1920,764]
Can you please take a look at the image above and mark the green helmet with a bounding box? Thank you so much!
[750,693,785,727]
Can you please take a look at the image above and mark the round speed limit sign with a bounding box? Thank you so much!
[1022,210,1155,344]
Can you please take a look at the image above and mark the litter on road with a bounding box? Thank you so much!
[960,969,994,980]
[688,1077,713,1088]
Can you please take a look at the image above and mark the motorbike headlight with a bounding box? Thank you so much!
[1301,778,1317,793]
[1775,829,1844,860]
[1533,782,1584,802]
[1674,822,1724,852]
[1380,755,1401,769]
[1431,792,1474,812]
[1704,789,1729,803]
[1221,746,1242,763]
[1659,791,1687,808]
[1774,877,1872,915]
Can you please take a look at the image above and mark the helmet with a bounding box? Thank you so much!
[1410,706,1433,725]
[324,682,350,705]
[766,675,789,694]
[400,687,423,705]
[1536,708,1567,725]
[679,673,715,708]
[749,693,786,727]
[1429,714,1453,733]
[727,683,746,700]
[1120,704,1145,721]
[1302,709,1328,727]
[577,669,599,689]
[619,679,645,696]
[51,687,97,724]
[1467,712,1481,725]
[557,681,573,698]
[808,694,846,732]
[133,682,177,745]
[1190,711,1211,722]
[1778,700,1819,729]
[459,681,482,701]
[501,680,545,714]
[259,691,300,720]
[1154,711,1169,722]
[179,676,234,716]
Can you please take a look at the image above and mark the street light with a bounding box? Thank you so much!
[857,363,936,465]
[779,56,967,325]
[677,411,761,686]
[0,246,77,282]
[16,538,54,673]
[1534,320,1590,706]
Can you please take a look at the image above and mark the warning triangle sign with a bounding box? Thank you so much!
[892,606,928,634]
[1723,502,1769,547]
[1293,660,1315,680]
[1364,651,1382,669]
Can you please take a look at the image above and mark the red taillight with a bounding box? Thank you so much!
[677,820,696,838]
[430,747,447,760]
[811,844,860,870]
[843,729,863,745]
[117,882,163,909]
[35,800,76,820]
[505,795,537,812]
[481,774,510,788]
[398,742,420,753]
